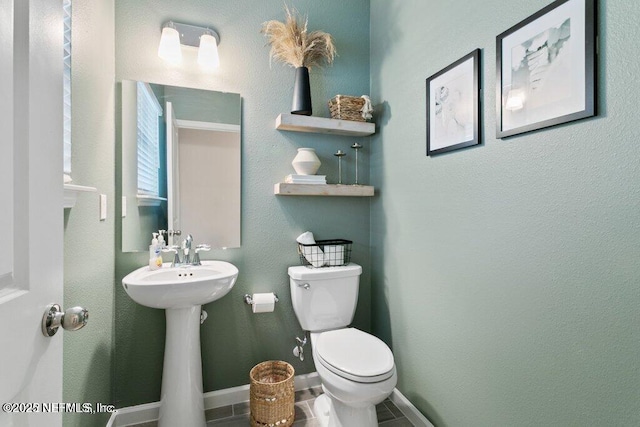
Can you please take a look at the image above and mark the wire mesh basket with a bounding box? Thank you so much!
[298,239,352,268]
[250,361,295,427]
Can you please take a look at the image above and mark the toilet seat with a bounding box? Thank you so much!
[315,328,395,383]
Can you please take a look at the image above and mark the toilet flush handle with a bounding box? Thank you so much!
[298,283,311,290]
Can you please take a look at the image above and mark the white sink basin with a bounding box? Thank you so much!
[122,260,238,309]
[122,259,239,427]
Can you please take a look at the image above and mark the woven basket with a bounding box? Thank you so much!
[328,95,367,122]
[250,361,295,427]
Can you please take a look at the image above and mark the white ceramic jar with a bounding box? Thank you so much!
[292,148,321,175]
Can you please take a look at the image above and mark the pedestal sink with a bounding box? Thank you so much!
[122,261,238,427]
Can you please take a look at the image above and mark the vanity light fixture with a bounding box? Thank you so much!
[158,21,220,69]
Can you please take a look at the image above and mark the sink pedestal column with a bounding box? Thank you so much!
[158,305,206,427]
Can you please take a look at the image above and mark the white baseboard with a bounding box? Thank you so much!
[106,372,434,427]
[389,388,434,427]
[202,371,322,413]
[106,372,321,427]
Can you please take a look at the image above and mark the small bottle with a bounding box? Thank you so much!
[149,233,162,270]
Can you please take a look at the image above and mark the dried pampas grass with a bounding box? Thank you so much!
[261,5,336,69]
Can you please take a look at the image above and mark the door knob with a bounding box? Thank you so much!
[41,304,89,337]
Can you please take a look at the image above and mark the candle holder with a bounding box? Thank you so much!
[334,150,346,184]
[351,143,363,185]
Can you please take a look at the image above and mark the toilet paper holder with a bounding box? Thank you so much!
[243,293,279,306]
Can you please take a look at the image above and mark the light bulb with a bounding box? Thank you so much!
[197,33,219,69]
[158,26,182,63]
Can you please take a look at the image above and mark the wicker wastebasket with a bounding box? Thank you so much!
[249,361,295,427]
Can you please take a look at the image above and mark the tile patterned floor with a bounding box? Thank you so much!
[130,386,415,426]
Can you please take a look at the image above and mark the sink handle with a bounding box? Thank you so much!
[162,245,181,267]
[193,244,211,266]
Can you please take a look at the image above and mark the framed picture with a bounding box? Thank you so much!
[426,49,481,156]
[496,0,596,138]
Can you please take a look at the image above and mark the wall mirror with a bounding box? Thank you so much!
[121,80,241,252]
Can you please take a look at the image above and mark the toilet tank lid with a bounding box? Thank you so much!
[288,263,362,280]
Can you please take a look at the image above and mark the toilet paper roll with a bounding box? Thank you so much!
[252,292,276,313]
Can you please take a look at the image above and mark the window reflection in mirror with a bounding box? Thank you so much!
[120,80,241,252]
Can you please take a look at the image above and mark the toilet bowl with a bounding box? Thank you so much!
[288,264,397,427]
[311,328,397,427]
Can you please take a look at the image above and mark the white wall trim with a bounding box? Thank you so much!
[106,372,434,427]
[389,388,434,427]
[202,371,321,411]
[106,372,321,427]
[63,183,97,209]
[105,400,160,427]
[136,194,167,207]
[175,119,240,133]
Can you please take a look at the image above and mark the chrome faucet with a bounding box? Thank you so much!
[183,234,193,264]
[163,234,210,267]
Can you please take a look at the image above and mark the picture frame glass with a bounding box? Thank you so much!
[429,57,475,151]
[499,0,589,135]
[426,49,479,156]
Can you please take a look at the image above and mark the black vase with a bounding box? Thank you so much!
[291,66,312,116]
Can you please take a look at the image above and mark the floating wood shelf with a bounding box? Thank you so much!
[275,113,375,137]
[274,183,374,197]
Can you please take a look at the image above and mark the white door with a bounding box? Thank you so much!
[166,102,181,244]
[0,0,64,425]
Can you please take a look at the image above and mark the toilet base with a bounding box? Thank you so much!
[313,393,378,427]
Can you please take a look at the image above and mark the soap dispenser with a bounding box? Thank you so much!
[149,233,162,270]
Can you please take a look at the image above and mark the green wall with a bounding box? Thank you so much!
[113,0,371,408]
[63,0,115,426]
[370,0,640,426]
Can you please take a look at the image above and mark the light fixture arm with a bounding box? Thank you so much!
[161,21,220,48]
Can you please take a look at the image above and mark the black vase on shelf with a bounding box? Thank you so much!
[291,66,312,116]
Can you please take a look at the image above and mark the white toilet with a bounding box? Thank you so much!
[288,263,397,427]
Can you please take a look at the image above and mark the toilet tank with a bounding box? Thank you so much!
[288,263,362,332]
